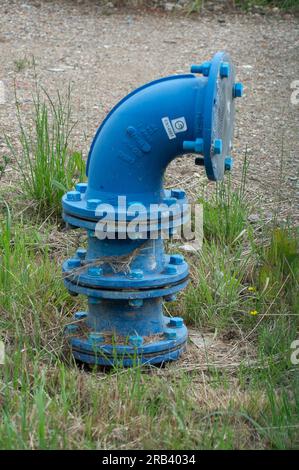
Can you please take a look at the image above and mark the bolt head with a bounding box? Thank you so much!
[164,294,177,302]
[165,265,177,275]
[75,182,88,193]
[194,138,204,153]
[87,199,101,210]
[169,317,184,328]
[89,332,105,344]
[129,299,144,308]
[190,61,211,76]
[74,311,87,320]
[68,258,81,269]
[195,157,204,166]
[233,82,243,98]
[171,189,186,200]
[183,138,203,154]
[88,266,103,276]
[164,328,177,340]
[163,197,177,206]
[170,254,184,265]
[213,139,223,155]
[65,324,79,335]
[76,248,87,260]
[129,269,144,279]
[220,62,230,78]
[66,190,81,202]
[68,291,79,297]
[87,230,95,238]
[225,156,234,172]
[129,335,143,347]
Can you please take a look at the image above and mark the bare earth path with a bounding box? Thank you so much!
[0,1,298,221]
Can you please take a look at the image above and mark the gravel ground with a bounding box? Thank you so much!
[0,1,298,221]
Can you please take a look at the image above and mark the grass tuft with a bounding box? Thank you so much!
[199,153,251,246]
[6,85,85,219]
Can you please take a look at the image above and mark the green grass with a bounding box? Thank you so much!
[0,155,10,181]
[0,81,298,449]
[0,184,298,449]
[183,242,256,329]
[14,56,35,73]
[236,0,299,11]
[6,85,85,219]
[199,152,251,246]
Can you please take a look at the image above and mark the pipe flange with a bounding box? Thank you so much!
[62,189,188,228]
[202,51,236,181]
[63,277,189,300]
[65,316,188,367]
[62,254,189,290]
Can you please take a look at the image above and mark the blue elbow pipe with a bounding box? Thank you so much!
[85,74,205,206]
[62,51,243,367]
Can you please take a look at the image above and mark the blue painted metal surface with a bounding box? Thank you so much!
[62,51,242,367]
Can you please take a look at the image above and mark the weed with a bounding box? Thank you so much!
[199,152,251,246]
[187,0,204,14]
[236,0,299,11]
[14,56,35,73]
[6,85,85,219]
[0,155,10,181]
[0,206,79,351]
[182,242,255,329]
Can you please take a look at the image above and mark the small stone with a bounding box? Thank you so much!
[164,2,175,11]
[248,214,260,223]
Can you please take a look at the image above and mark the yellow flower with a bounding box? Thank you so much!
[248,286,256,292]
[249,310,258,316]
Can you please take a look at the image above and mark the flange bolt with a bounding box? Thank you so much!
[129,299,144,308]
[190,61,211,76]
[171,189,186,200]
[220,62,230,78]
[65,324,79,335]
[164,294,177,302]
[88,266,103,276]
[195,157,204,166]
[170,254,184,265]
[129,335,143,347]
[225,156,234,172]
[129,269,144,279]
[164,328,177,340]
[213,139,223,155]
[75,183,88,193]
[163,197,178,206]
[74,311,87,320]
[165,265,177,275]
[89,332,105,345]
[68,258,81,269]
[169,317,184,328]
[233,82,243,98]
[67,191,81,202]
[87,199,102,210]
[76,248,87,260]
[183,138,204,154]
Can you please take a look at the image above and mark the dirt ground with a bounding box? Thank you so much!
[0,0,298,221]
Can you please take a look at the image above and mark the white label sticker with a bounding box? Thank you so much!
[171,117,187,134]
[161,117,176,140]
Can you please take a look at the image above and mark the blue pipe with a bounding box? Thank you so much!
[62,51,243,367]
[85,74,205,206]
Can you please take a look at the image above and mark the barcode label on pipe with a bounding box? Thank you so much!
[161,117,176,140]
